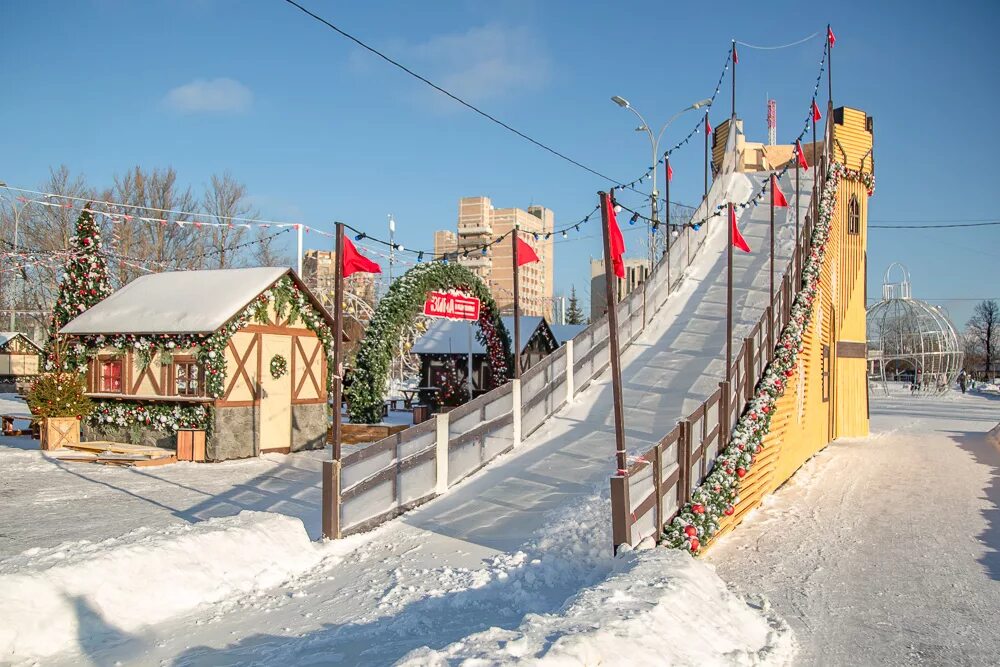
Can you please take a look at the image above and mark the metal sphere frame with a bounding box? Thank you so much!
[866,263,963,396]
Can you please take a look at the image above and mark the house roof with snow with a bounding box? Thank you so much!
[0,332,42,352]
[549,324,586,346]
[60,267,331,335]
[412,316,550,355]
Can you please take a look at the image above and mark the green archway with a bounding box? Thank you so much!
[347,261,512,424]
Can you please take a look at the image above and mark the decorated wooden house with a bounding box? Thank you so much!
[0,332,42,385]
[59,267,336,460]
[411,316,558,397]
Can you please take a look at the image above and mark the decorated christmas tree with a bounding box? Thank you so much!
[46,203,113,368]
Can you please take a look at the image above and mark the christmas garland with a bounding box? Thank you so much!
[662,162,875,553]
[88,400,213,435]
[270,354,288,379]
[347,262,512,424]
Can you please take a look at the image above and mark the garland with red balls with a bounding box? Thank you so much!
[663,162,875,553]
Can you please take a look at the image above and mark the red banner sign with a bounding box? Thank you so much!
[423,291,481,321]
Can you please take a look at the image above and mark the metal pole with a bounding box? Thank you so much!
[599,191,628,474]
[511,228,521,380]
[665,155,671,289]
[650,142,658,271]
[467,320,474,399]
[813,115,819,235]
[296,223,303,277]
[727,202,733,384]
[731,40,736,120]
[703,111,709,203]
[795,156,801,285]
[827,25,833,107]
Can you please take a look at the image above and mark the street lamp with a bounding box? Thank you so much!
[610,97,712,267]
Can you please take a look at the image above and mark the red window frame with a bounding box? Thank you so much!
[100,359,123,393]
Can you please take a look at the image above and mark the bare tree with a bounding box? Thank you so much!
[109,166,201,283]
[247,227,291,268]
[201,172,258,269]
[967,299,999,379]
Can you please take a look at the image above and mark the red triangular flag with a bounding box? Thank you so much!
[771,175,788,208]
[342,236,382,277]
[795,140,809,169]
[604,193,626,278]
[705,115,712,136]
[733,45,739,65]
[667,162,674,182]
[827,26,836,48]
[730,206,751,253]
[516,236,539,266]
[812,99,822,122]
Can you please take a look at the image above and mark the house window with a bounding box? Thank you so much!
[100,359,123,393]
[848,195,861,235]
[175,362,204,396]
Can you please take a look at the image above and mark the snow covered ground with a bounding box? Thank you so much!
[707,390,1000,665]
[0,170,808,665]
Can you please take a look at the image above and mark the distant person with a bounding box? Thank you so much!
[959,370,967,394]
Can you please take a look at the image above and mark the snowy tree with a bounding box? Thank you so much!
[967,299,999,378]
[566,286,586,324]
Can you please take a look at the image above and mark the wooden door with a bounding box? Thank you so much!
[259,334,292,452]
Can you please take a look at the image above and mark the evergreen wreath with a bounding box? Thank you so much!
[270,354,288,379]
[662,161,875,553]
[347,262,512,424]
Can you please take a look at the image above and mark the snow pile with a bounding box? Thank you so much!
[399,547,794,667]
[0,511,327,661]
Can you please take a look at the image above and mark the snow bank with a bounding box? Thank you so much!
[0,511,326,661]
[398,547,795,667]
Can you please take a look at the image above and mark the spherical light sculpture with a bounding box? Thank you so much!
[866,263,963,395]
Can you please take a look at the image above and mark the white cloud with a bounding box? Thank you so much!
[352,24,551,109]
[164,78,253,114]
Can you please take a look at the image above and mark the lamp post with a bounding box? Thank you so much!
[0,184,42,330]
[610,97,712,268]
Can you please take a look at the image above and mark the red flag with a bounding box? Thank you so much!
[516,236,539,266]
[342,236,381,277]
[667,162,674,182]
[795,140,809,169]
[812,99,822,122]
[603,193,626,278]
[771,175,788,208]
[733,45,739,65]
[827,26,836,48]
[705,115,712,136]
[730,206,751,253]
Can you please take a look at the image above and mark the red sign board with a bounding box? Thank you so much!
[423,291,481,321]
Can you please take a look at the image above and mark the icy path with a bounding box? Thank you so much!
[707,391,1000,666]
[1,171,812,665]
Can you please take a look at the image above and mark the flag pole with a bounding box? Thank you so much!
[813,108,819,235]
[770,177,775,309]
[511,227,521,380]
[665,154,671,290]
[731,40,736,120]
[827,25,833,108]
[703,111,709,204]
[727,203,733,384]
[795,150,801,286]
[599,190,627,475]
[322,220,346,540]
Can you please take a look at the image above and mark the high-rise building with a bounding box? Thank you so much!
[301,249,378,310]
[589,257,650,322]
[433,197,554,320]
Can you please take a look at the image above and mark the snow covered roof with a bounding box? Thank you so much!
[412,316,543,355]
[60,267,292,335]
[549,324,586,346]
[0,332,41,351]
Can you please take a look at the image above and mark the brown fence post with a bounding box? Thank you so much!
[766,305,774,363]
[744,336,755,399]
[610,475,632,553]
[653,443,663,541]
[719,381,731,444]
[678,420,693,506]
[321,459,342,539]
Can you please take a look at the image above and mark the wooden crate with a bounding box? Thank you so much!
[41,417,81,451]
[176,429,206,462]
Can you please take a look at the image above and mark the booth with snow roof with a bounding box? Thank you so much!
[59,267,338,460]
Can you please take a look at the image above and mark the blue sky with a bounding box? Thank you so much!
[2,0,997,326]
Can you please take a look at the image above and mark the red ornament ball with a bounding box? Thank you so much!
[689,537,700,552]
[724,505,735,516]
[691,504,705,515]
[684,525,697,537]
[736,467,747,478]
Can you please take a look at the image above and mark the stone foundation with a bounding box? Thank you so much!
[209,405,257,461]
[83,422,176,450]
[291,403,328,452]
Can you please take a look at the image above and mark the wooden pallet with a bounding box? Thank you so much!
[55,440,176,467]
[55,453,178,467]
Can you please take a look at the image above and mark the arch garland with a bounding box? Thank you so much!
[347,262,512,424]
